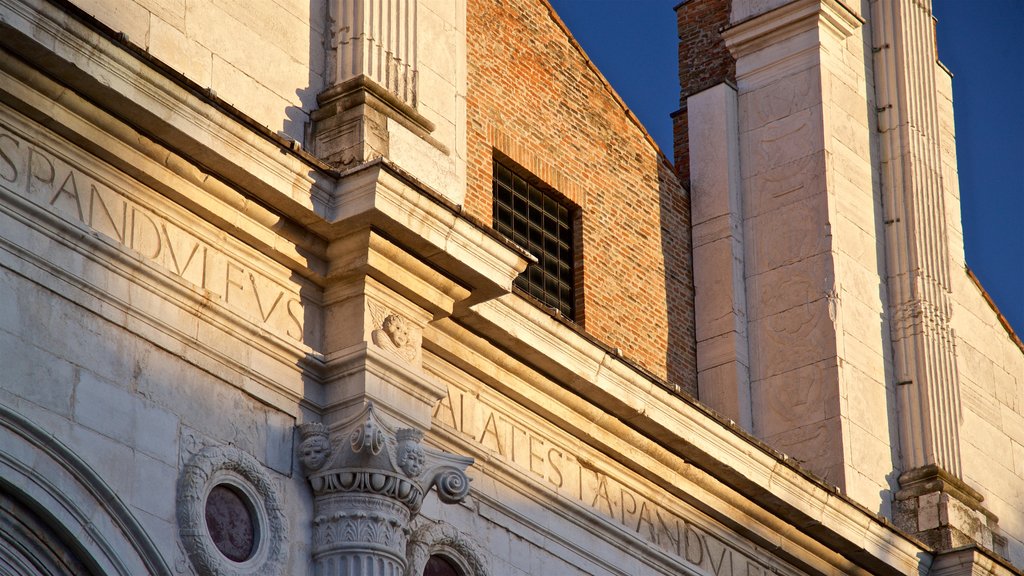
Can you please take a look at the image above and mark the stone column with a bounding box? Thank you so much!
[298,404,472,576]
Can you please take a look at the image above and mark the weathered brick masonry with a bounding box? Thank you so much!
[673,0,735,186]
[465,0,697,392]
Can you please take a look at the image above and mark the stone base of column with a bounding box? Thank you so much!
[310,76,439,169]
[894,465,1003,554]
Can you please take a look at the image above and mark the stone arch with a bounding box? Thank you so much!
[0,404,171,575]
[405,520,489,576]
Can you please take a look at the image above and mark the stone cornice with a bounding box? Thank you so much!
[0,0,530,310]
[722,0,864,59]
[438,294,930,575]
[329,161,530,306]
[0,0,336,228]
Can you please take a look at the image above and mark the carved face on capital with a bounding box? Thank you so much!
[298,435,331,472]
[382,314,409,348]
[397,440,426,477]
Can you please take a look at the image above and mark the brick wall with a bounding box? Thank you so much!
[674,0,735,186]
[464,0,696,393]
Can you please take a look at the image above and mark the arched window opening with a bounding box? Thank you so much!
[423,554,461,576]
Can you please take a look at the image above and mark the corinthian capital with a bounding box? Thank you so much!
[300,403,472,512]
[298,404,473,573]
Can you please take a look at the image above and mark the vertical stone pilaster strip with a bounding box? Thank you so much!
[872,0,962,477]
[332,0,418,106]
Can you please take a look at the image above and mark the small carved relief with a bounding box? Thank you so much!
[762,363,827,434]
[748,202,826,277]
[297,423,332,472]
[396,428,427,478]
[369,303,420,363]
[752,114,811,174]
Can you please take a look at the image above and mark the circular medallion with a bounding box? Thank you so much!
[177,445,287,576]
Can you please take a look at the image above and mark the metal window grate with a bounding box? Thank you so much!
[492,159,575,319]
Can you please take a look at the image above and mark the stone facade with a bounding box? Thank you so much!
[679,0,1024,570]
[0,1,1020,576]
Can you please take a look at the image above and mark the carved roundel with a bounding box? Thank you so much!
[177,446,287,576]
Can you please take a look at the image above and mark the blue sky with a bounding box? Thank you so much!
[547,0,1024,334]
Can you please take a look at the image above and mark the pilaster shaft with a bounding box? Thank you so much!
[872,0,962,477]
[329,0,418,106]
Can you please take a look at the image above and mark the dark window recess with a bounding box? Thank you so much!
[205,484,256,562]
[492,159,575,319]
[423,555,461,576]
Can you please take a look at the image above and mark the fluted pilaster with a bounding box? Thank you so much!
[872,0,998,550]
[872,0,961,479]
[329,0,418,107]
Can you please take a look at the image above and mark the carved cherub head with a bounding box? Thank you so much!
[297,423,331,472]
[396,428,426,477]
[382,314,409,348]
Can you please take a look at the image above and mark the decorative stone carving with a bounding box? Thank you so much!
[298,422,332,472]
[370,304,420,364]
[298,404,473,576]
[405,521,490,576]
[177,445,288,576]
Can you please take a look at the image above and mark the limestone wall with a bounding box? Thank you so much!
[953,270,1024,565]
[463,0,696,391]
[0,98,316,571]
[937,62,1024,565]
[68,0,326,141]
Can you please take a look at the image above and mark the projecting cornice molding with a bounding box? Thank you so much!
[722,0,864,59]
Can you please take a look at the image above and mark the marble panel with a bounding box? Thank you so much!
[71,0,152,45]
[693,236,746,342]
[847,421,894,489]
[745,253,832,322]
[842,364,890,435]
[698,361,752,427]
[742,151,827,220]
[689,83,740,225]
[0,331,76,417]
[761,417,844,485]
[206,0,322,69]
[741,105,824,180]
[749,297,837,380]
[743,199,829,277]
[752,360,836,436]
[148,15,212,88]
[697,331,750,373]
[738,67,820,132]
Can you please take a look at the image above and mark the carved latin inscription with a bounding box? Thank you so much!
[433,386,799,576]
[0,126,308,342]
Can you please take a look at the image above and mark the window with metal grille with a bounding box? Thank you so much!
[492,159,576,319]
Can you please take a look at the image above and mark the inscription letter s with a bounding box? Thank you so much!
[0,133,18,183]
[286,297,304,341]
